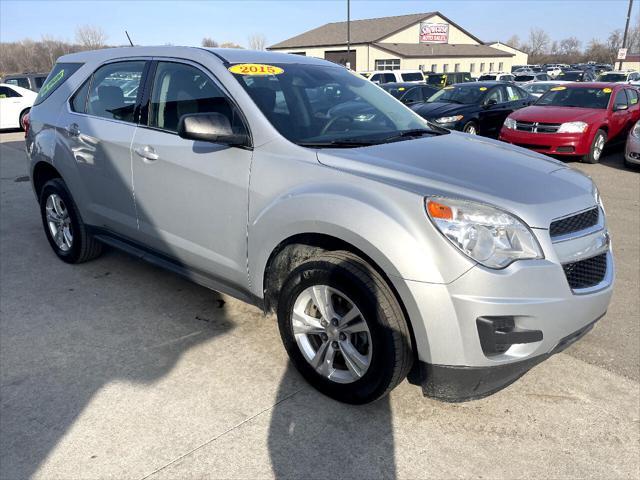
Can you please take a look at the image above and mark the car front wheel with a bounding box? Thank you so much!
[463,121,478,135]
[583,129,607,164]
[277,251,413,404]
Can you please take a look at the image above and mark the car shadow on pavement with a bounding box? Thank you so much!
[268,365,397,479]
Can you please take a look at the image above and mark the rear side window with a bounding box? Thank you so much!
[70,79,91,113]
[35,63,83,105]
[6,77,30,89]
[0,86,21,98]
[86,61,145,122]
[401,72,423,82]
[626,89,638,106]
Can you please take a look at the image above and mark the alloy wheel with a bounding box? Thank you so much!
[45,193,73,252]
[593,135,605,161]
[291,285,372,384]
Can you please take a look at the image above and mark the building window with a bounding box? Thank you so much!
[489,62,494,71]
[480,62,485,72]
[470,63,475,73]
[431,64,437,73]
[443,64,449,73]
[498,62,504,71]
[454,63,460,72]
[375,59,400,70]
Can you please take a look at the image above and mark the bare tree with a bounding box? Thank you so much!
[504,34,521,50]
[248,33,267,51]
[220,41,243,49]
[75,25,107,49]
[524,28,551,60]
[201,37,219,48]
[559,36,581,56]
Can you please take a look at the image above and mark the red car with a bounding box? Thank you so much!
[499,82,640,163]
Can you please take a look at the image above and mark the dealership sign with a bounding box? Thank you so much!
[419,22,449,43]
[617,48,627,60]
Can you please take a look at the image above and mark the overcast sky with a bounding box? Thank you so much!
[1,0,637,48]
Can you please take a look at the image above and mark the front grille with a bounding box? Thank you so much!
[550,207,599,238]
[563,253,607,289]
[516,121,561,133]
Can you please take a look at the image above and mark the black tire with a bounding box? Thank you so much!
[462,121,478,135]
[18,108,30,131]
[277,251,413,404]
[582,129,607,164]
[39,178,103,263]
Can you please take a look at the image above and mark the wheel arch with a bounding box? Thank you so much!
[32,161,62,201]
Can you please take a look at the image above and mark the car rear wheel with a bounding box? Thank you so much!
[39,178,103,263]
[463,121,478,135]
[583,129,607,164]
[277,251,413,404]
[19,108,30,131]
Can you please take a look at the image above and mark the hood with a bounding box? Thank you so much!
[509,105,606,123]
[317,132,596,229]
[412,102,474,119]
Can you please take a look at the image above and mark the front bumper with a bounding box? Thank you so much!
[625,136,640,165]
[499,128,592,156]
[394,214,614,401]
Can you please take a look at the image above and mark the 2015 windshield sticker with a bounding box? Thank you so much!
[550,86,566,91]
[39,70,64,96]
[479,87,488,91]
[228,64,284,75]
[602,87,612,93]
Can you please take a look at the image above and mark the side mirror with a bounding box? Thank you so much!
[178,113,249,146]
[614,103,629,112]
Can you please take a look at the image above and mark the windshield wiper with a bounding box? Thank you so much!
[297,139,380,148]
[378,128,441,143]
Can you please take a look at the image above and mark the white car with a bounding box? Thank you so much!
[359,70,425,84]
[0,83,36,130]
[522,80,571,98]
[545,67,563,78]
[596,70,640,86]
[477,72,515,82]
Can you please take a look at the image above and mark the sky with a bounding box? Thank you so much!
[0,0,637,48]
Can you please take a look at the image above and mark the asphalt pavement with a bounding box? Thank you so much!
[1,130,638,479]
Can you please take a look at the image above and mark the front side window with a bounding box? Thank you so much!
[485,87,505,104]
[428,84,487,105]
[230,62,433,146]
[148,62,237,133]
[401,87,422,103]
[505,85,524,101]
[537,87,612,109]
[86,61,144,122]
[613,89,628,109]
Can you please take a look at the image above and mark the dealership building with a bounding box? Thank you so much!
[268,11,528,74]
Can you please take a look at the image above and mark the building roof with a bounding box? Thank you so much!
[268,11,484,49]
[622,53,640,62]
[373,43,513,58]
[484,41,528,54]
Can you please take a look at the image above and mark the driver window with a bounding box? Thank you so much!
[505,85,523,101]
[149,62,236,133]
[485,87,504,104]
[613,90,628,109]
[401,87,422,103]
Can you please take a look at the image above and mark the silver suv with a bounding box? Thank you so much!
[26,47,614,404]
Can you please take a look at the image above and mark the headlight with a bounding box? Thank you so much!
[632,122,640,138]
[593,184,605,211]
[503,117,517,130]
[557,121,588,133]
[426,197,543,269]
[434,115,464,124]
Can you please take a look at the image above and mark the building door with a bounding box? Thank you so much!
[324,50,356,69]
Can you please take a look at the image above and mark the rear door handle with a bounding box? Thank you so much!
[66,123,80,137]
[134,145,159,162]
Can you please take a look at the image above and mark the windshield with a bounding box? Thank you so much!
[597,73,626,82]
[537,86,612,109]
[230,63,433,146]
[427,84,486,104]
[524,83,556,95]
[478,75,497,81]
[557,71,582,81]
[401,72,424,82]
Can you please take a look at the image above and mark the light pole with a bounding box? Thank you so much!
[346,0,351,69]
[618,0,634,70]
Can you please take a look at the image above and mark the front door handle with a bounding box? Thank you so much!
[66,123,80,137]
[134,145,159,162]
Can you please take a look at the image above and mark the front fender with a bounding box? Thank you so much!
[247,180,475,298]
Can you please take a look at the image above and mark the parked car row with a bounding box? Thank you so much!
[0,72,49,92]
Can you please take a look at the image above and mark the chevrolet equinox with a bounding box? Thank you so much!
[26,47,614,404]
